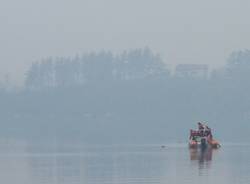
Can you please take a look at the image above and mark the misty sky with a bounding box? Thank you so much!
[1,0,250,85]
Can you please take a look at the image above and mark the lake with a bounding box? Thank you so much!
[0,142,249,184]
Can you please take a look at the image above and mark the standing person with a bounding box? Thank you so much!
[204,125,213,140]
[197,122,205,136]
[197,122,204,130]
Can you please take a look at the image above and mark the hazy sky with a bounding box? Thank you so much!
[1,0,250,85]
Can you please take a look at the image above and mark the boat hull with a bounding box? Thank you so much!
[189,139,220,149]
[208,139,220,148]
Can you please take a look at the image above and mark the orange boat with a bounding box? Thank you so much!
[189,123,221,149]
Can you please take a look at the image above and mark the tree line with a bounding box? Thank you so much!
[0,48,250,143]
[25,48,169,89]
[24,48,250,89]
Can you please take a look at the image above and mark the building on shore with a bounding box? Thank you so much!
[175,64,208,79]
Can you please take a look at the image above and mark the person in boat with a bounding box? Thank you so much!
[190,122,220,148]
[189,130,199,146]
[191,135,198,142]
[197,122,205,136]
[198,122,204,130]
[204,125,213,140]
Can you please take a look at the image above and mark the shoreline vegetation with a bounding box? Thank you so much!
[0,48,250,144]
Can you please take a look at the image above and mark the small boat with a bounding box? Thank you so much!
[189,137,220,149]
[189,123,220,149]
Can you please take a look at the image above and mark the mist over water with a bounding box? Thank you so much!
[1,0,250,182]
[0,48,249,183]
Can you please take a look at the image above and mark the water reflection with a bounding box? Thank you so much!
[28,151,167,184]
[1,142,250,184]
[29,156,86,184]
[189,147,213,162]
[189,147,214,175]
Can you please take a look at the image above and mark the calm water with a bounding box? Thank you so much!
[0,142,250,184]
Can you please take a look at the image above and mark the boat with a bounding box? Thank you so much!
[189,123,220,149]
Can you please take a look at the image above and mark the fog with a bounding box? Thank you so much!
[2,2,250,184]
[1,0,250,85]
[0,48,249,144]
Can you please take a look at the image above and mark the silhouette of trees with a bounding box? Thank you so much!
[114,48,169,80]
[4,48,250,143]
[25,48,169,89]
[226,50,250,80]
